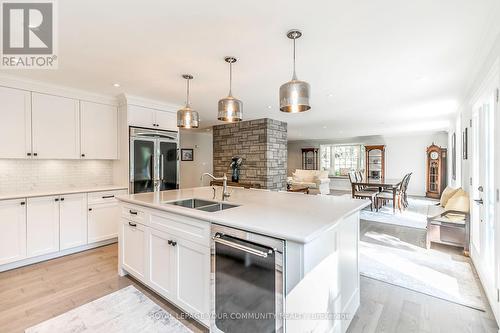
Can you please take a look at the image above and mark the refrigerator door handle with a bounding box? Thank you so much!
[160,154,165,181]
[150,154,154,181]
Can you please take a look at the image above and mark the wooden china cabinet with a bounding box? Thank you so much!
[301,148,319,170]
[365,145,385,180]
[426,144,447,198]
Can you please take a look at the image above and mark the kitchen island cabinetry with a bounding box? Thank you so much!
[117,187,368,332]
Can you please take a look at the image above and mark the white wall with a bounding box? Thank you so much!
[288,131,448,196]
[179,130,213,188]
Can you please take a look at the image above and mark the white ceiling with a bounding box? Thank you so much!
[3,0,500,140]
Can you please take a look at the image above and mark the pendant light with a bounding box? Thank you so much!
[279,29,311,113]
[177,74,199,128]
[218,56,243,122]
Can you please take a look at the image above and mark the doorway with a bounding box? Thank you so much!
[470,74,498,320]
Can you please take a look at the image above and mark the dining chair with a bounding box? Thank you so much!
[349,172,376,211]
[376,174,408,213]
[400,172,412,208]
[357,170,379,192]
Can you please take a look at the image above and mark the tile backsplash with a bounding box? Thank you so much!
[0,159,114,193]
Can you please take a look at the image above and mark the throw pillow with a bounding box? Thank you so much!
[440,186,460,207]
[444,189,470,213]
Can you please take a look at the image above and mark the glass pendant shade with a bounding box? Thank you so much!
[177,106,199,129]
[177,74,199,128]
[218,96,242,122]
[280,30,311,113]
[218,56,243,122]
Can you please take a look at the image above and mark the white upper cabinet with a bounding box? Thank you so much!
[80,101,118,159]
[0,87,31,159]
[59,193,88,250]
[128,105,155,128]
[31,93,80,159]
[0,199,27,265]
[155,110,177,131]
[128,105,177,131]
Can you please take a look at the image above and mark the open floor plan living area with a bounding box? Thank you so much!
[0,1,499,332]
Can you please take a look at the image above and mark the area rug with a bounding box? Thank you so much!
[360,230,486,311]
[25,286,193,333]
[360,197,434,229]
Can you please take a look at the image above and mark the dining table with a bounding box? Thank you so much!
[351,178,403,213]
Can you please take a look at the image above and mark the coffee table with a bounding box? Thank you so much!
[287,185,310,194]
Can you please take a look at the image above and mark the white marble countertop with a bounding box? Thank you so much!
[0,185,128,201]
[117,186,370,243]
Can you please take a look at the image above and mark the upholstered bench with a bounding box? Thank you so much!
[426,187,470,254]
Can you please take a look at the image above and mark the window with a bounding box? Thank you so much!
[320,144,364,176]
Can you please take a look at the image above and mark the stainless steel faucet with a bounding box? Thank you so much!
[201,173,230,201]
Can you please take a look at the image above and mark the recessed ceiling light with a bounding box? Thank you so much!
[113,83,120,87]
[322,126,327,129]
[267,105,272,109]
[327,93,333,97]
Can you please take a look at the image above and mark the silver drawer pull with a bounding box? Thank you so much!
[213,234,272,258]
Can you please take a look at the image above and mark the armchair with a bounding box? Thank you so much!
[426,187,470,254]
[287,169,330,195]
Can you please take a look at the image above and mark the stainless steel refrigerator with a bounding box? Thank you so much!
[129,127,179,194]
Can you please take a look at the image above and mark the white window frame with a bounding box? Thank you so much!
[320,144,365,177]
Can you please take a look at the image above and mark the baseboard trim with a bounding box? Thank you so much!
[0,238,117,273]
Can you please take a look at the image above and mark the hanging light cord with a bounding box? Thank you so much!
[228,61,233,97]
[186,78,190,107]
[292,37,297,80]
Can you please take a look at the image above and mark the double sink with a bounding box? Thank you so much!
[166,198,238,212]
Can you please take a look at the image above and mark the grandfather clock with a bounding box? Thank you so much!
[426,144,447,199]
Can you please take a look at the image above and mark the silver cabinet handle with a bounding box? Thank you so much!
[213,234,272,258]
[160,154,164,181]
[474,198,484,205]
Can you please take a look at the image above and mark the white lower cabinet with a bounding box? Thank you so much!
[60,193,88,250]
[0,199,27,265]
[0,189,127,271]
[27,196,60,257]
[121,206,210,325]
[121,219,147,282]
[175,237,210,318]
[149,228,176,300]
[88,202,120,242]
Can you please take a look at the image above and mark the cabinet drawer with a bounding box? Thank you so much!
[88,189,127,205]
[150,211,210,247]
[122,205,146,224]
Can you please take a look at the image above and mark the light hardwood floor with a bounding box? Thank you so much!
[0,244,207,333]
[0,240,498,333]
[349,220,499,333]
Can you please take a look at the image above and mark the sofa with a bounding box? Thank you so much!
[287,169,330,195]
[426,186,470,254]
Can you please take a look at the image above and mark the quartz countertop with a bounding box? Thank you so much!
[116,186,370,243]
[0,185,128,201]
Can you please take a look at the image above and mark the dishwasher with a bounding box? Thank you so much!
[211,224,285,333]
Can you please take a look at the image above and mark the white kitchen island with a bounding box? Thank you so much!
[116,187,369,333]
